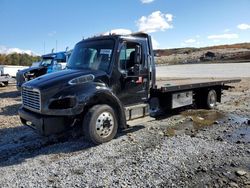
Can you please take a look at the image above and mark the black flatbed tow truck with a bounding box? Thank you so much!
[18,32,241,144]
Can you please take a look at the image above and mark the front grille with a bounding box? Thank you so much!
[22,87,41,112]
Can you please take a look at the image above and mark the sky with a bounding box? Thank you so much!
[0,0,250,55]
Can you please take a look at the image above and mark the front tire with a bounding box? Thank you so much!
[83,104,118,144]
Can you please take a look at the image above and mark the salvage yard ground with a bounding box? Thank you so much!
[0,77,249,187]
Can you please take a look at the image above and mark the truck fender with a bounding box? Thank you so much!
[83,89,127,130]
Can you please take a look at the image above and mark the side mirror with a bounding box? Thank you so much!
[135,45,141,64]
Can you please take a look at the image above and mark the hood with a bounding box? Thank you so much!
[23,68,108,90]
[18,66,45,74]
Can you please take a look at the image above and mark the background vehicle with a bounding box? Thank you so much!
[18,33,240,144]
[16,51,71,90]
[0,66,11,86]
[0,65,29,78]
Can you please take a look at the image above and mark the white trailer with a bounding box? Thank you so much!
[0,65,29,78]
[0,66,11,86]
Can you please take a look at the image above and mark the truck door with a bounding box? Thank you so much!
[117,41,149,106]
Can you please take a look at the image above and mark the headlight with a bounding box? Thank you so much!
[68,74,95,85]
[49,97,77,109]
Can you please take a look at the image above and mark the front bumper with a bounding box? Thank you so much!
[18,107,70,136]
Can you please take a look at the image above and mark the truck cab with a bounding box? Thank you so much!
[18,33,239,144]
[19,33,154,143]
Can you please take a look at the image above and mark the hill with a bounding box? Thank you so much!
[154,43,250,65]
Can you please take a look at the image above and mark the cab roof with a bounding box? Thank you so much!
[82,32,150,42]
[42,51,66,60]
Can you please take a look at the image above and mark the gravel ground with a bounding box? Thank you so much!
[0,80,249,187]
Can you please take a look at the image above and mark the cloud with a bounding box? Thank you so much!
[184,39,196,43]
[103,29,132,35]
[48,31,57,37]
[137,11,173,33]
[182,35,202,46]
[165,14,173,22]
[140,0,155,4]
[237,24,250,30]
[223,29,230,33]
[0,45,39,56]
[207,33,239,40]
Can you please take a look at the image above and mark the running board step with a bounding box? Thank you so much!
[124,104,149,121]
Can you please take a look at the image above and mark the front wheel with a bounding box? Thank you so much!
[83,104,118,144]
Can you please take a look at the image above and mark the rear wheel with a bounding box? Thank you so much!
[195,89,217,109]
[83,104,118,144]
[206,89,217,109]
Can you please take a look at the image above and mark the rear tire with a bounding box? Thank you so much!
[195,89,217,109]
[83,104,118,144]
[206,89,217,109]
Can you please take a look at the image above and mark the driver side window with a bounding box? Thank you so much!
[119,42,142,76]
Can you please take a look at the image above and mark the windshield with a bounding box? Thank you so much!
[40,59,53,67]
[67,39,114,73]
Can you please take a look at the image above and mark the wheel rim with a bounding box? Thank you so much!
[208,91,216,107]
[96,112,114,138]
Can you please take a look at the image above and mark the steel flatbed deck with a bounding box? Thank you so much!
[155,78,241,92]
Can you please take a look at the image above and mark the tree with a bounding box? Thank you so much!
[0,53,41,66]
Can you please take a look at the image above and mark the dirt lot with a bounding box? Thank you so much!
[0,80,249,187]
